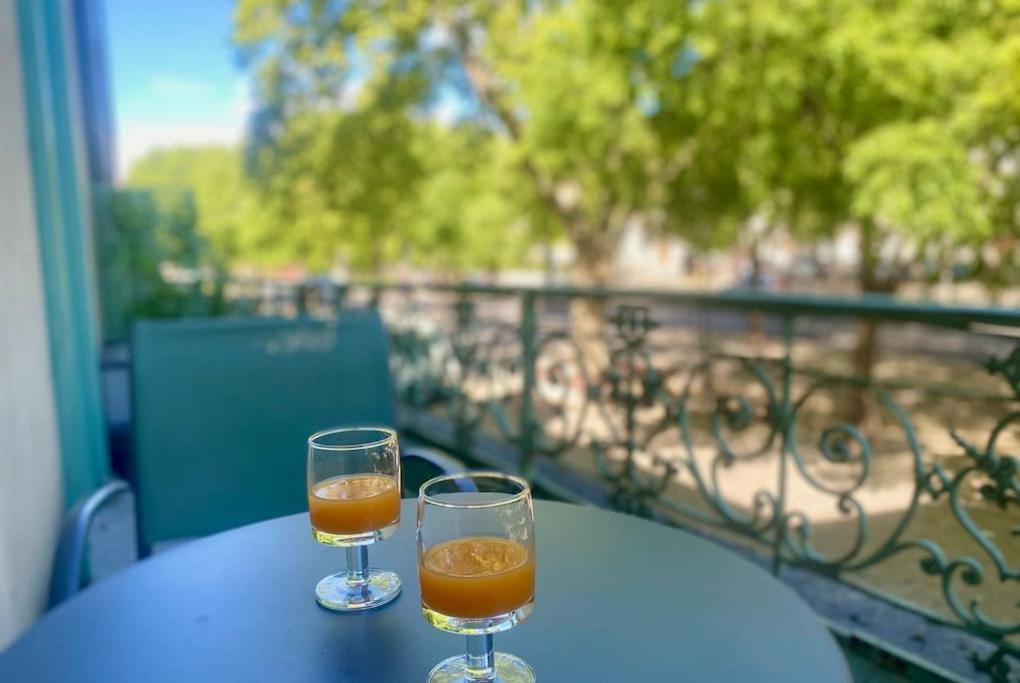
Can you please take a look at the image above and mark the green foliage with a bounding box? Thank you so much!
[953,19,1020,287]
[94,148,250,340]
[685,0,1016,286]
[127,146,265,264]
[93,188,205,340]
[233,0,697,279]
[195,0,1020,287]
[250,108,426,271]
[845,121,989,243]
[408,126,533,271]
[230,0,1019,285]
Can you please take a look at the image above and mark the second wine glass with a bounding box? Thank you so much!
[417,472,536,683]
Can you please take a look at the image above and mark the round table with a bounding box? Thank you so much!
[0,500,849,682]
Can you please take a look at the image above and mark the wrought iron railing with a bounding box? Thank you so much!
[253,282,1020,679]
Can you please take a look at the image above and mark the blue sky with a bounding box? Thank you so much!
[104,0,249,179]
[104,0,472,180]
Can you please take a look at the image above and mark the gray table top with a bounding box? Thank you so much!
[1,500,849,682]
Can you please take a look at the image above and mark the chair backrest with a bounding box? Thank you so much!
[131,310,395,547]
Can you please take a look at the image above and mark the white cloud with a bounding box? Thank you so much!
[433,98,459,125]
[420,23,453,50]
[230,77,257,120]
[116,121,242,182]
[117,77,257,182]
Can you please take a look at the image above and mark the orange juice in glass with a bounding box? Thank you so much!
[418,473,536,683]
[309,473,401,540]
[420,536,535,619]
[307,428,402,611]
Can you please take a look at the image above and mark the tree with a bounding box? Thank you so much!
[953,16,1020,299]
[688,0,998,269]
[127,146,266,266]
[92,188,205,340]
[684,0,1015,419]
[407,124,533,274]
[234,0,702,351]
[232,0,1019,383]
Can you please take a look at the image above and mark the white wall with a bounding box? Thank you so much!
[0,0,65,650]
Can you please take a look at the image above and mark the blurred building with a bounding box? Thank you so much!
[614,222,691,285]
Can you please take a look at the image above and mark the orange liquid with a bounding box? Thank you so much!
[308,474,400,534]
[419,536,535,618]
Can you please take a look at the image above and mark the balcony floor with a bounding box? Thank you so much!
[846,651,912,683]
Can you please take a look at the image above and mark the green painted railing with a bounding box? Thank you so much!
[352,283,1018,680]
[238,281,1020,679]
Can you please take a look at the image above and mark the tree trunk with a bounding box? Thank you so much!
[851,316,878,421]
[850,220,888,427]
[571,239,612,377]
[747,236,764,354]
[543,242,556,286]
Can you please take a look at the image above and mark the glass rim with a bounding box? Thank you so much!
[308,426,397,451]
[419,471,531,509]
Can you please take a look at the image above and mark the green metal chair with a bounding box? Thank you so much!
[48,309,466,607]
[130,310,460,554]
[48,480,134,607]
[48,452,461,607]
[400,448,472,497]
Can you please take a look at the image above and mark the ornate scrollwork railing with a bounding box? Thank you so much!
[342,283,1020,679]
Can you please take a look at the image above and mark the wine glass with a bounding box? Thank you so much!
[417,472,536,683]
[307,426,402,611]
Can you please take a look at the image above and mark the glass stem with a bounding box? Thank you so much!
[345,546,369,584]
[465,634,495,681]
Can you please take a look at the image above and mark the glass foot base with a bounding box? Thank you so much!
[315,569,401,611]
[427,652,534,683]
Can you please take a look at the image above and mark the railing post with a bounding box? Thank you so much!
[519,291,538,473]
[451,292,476,456]
[773,314,796,576]
[697,305,715,396]
[333,284,348,314]
[295,283,308,317]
